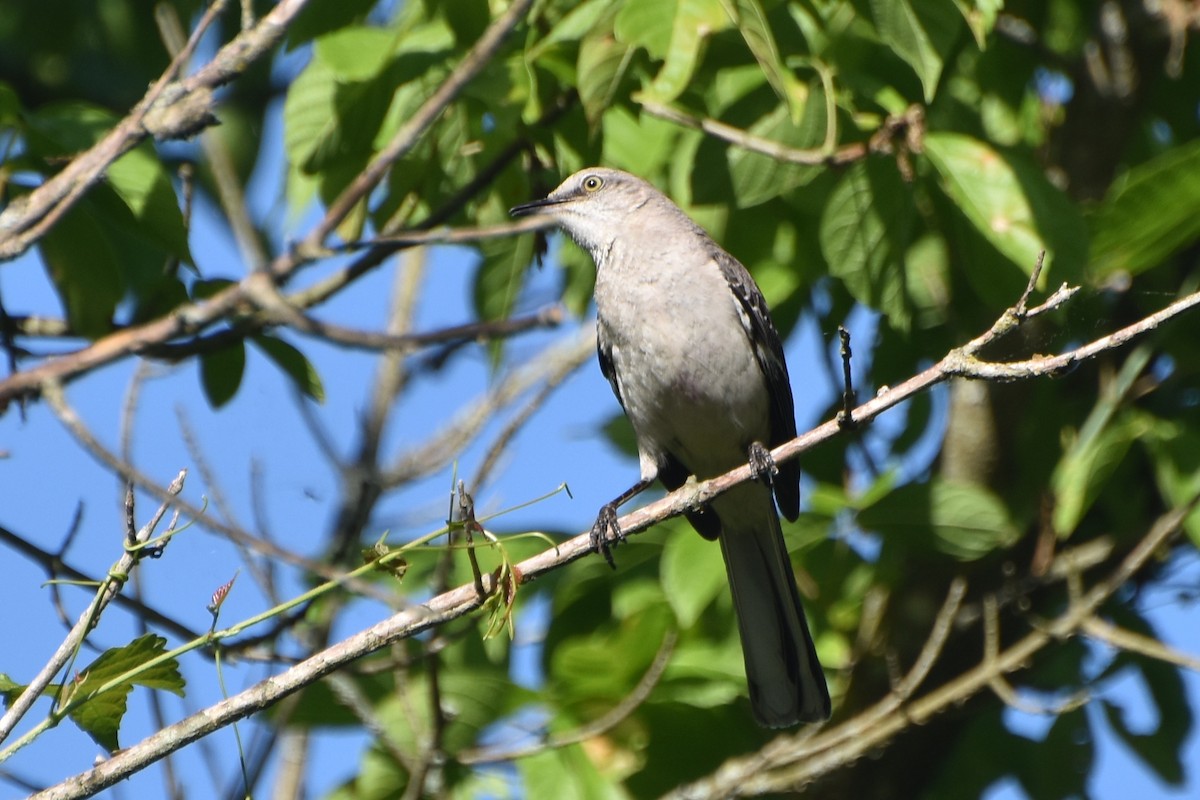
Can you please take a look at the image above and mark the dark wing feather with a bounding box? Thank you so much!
[596,322,624,411]
[710,246,801,521]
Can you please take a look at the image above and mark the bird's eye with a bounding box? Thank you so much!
[582,175,604,192]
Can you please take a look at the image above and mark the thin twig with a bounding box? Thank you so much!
[1082,616,1200,673]
[0,471,187,746]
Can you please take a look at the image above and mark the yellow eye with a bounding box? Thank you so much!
[582,175,604,192]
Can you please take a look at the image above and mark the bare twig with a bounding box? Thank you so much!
[639,100,924,167]
[1082,616,1200,673]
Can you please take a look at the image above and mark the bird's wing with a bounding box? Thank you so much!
[710,246,801,521]
[596,321,624,411]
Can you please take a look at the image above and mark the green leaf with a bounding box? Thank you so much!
[283,58,342,172]
[1089,138,1200,277]
[576,28,632,125]
[614,0,676,59]
[37,197,123,338]
[820,158,915,329]
[953,0,1002,48]
[550,593,672,704]
[27,103,191,266]
[1050,347,1153,538]
[601,106,676,175]
[529,0,618,59]
[869,0,963,102]
[313,26,399,82]
[925,132,1087,288]
[720,0,804,120]
[520,744,622,800]
[286,0,377,47]
[0,80,21,126]
[725,88,827,208]
[252,335,326,403]
[63,634,185,752]
[1144,419,1200,548]
[862,479,1020,561]
[639,0,730,104]
[660,527,727,628]
[200,340,246,409]
[474,230,534,326]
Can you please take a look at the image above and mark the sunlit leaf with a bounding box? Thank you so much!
[1090,138,1200,277]
[869,0,963,102]
[925,132,1087,287]
[660,527,726,628]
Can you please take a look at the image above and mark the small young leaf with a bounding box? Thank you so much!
[252,335,326,403]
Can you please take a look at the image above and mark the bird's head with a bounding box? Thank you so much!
[510,168,662,255]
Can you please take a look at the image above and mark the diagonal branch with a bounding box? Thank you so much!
[0,0,310,261]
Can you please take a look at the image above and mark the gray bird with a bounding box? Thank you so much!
[511,167,830,727]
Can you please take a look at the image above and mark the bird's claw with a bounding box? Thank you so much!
[748,442,778,486]
[590,503,624,569]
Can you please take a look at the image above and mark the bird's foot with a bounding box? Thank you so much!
[748,442,778,487]
[590,503,625,569]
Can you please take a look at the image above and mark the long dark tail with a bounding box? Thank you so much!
[717,485,830,727]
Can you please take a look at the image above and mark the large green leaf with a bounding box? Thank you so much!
[820,158,915,329]
[3,635,188,753]
[27,102,192,267]
[520,744,622,800]
[576,27,632,125]
[925,132,1087,288]
[1089,138,1200,277]
[660,525,727,628]
[474,230,535,326]
[725,84,827,208]
[614,0,676,59]
[36,197,123,338]
[313,25,400,82]
[720,0,804,120]
[638,0,731,104]
[869,0,963,102]
[862,479,1020,561]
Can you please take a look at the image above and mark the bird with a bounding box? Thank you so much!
[510,167,830,727]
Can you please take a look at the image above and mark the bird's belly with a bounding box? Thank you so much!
[610,326,769,479]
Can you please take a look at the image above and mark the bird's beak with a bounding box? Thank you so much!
[509,195,565,217]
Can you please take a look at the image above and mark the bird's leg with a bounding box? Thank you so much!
[747,441,779,487]
[591,477,654,569]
